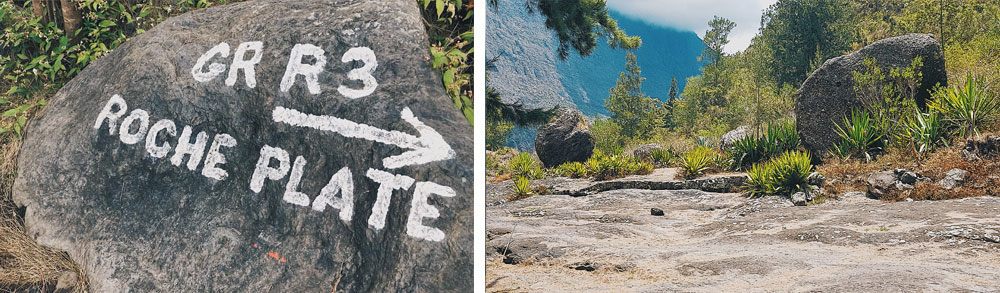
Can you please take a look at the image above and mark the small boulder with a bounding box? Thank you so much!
[535,109,594,168]
[632,143,662,163]
[807,172,826,187]
[796,34,947,154]
[938,168,968,190]
[720,126,749,150]
[791,192,808,206]
[963,135,1000,159]
[650,208,665,216]
[867,169,923,199]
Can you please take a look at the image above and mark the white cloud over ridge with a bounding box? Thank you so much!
[607,0,778,54]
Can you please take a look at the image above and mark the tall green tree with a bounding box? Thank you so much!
[698,16,736,108]
[605,52,665,138]
[701,16,736,67]
[759,0,856,86]
[668,76,679,100]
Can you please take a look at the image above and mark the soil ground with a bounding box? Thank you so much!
[486,170,1000,292]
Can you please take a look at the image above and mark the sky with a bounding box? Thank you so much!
[607,0,779,54]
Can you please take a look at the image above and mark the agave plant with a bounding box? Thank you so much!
[507,152,544,179]
[769,150,813,196]
[744,161,776,197]
[728,120,800,170]
[832,109,883,161]
[680,146,715,179]
[931,75,1000,139]
[510,175,534,200]
[743,150,813,197]
[650,148,676,166]
[904,109,947,153]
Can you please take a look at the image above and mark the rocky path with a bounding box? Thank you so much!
[486,175,1000,292]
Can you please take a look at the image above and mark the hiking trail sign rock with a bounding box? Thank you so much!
[12,0,472,291]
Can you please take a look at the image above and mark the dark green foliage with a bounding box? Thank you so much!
[727,121,800,170]
[759,0,857,86]
[679,146,715,179]
[506,152,545,179]
[650,148,676,166]
[929,75,1000,138]
[527,0,642,59]
[701,16,735,67]
[744,150,813,197]
[605,52,665,138]
[832,109,884,161]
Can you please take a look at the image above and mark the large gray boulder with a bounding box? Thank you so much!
[534,109,594,168]
[13,0,471,291]
[796,34,947,154]
[720,125,749,150]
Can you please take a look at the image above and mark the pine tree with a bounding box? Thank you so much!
[605,52,665,138]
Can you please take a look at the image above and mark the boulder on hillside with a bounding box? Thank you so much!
[632,143,661,163]
[12,1,471,291]
[535,109,594,168]
[796,34,947,154]
[720,126,749,150]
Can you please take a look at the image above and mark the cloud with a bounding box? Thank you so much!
[606,0,778,54]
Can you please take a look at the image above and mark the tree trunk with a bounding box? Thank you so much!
[31,0,45,20]
[59,0,82,41]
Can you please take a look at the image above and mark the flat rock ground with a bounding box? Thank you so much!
[486,173,1000,292]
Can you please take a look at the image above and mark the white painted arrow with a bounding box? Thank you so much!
[272,106,456,169]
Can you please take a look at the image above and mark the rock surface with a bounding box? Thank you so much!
[938,168,968,190]
[867,169,927,199]
[796,34,947,154]
[534,109,594,168]
[13,1,471,291]
[963,135,1000,159]
[719,126,749,150]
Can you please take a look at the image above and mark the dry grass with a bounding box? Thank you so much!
[818,140,1000,202]
[0,131,87,291]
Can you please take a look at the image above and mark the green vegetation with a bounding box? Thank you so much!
[679,146,716,179]
[605,52,666,138]
[506,152,544,180]
[650,148,676,166]
[727,121,800,170]
[510,175,534,200]
[832,109,884,161]
[744,150,814,197]
[483,0,1000,203]
[420,0,474,124]
[930,75,1000,139]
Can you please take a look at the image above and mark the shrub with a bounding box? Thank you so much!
[509,176,534,201]
[555,161,589,178]
[574,152,654,181]
[768,150,813,195]
[712,151,733,171]
[745,161,777,197]
[680,146,715,179]
[743,150,813,197]
[903,109,946,153]
[650,148,676,166]
[506,152,543,179]
[832,109,883,161]
[728,121,799,170]
[590,118,625,154]
[930,75,1000,138]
